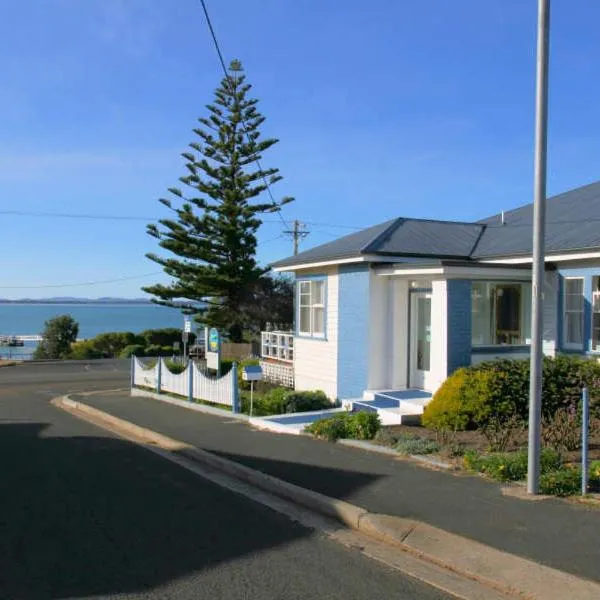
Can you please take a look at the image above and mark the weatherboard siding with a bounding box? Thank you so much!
[337,265,370,399]
[294,268,339,399]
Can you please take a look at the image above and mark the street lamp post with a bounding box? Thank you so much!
[528,0,551,495]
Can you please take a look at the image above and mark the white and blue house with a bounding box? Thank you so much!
[270,180,600,423]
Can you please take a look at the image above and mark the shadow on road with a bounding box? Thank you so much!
[0,422,381,599]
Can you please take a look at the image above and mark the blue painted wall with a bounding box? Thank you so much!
[446,279,472,375]
[337,265,370,398]
[556,266,600,353]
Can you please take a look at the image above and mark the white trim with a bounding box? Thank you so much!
[480,250,600,264]
[273,254,402,272]
[376,265,531,280]
[563,277,585,350]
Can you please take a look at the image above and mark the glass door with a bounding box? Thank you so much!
[411,292,432,389]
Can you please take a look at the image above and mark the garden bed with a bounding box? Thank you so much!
[384,424,600,463]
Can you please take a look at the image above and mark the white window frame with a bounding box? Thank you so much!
[297,278,326,339]
[591,277,600,352]
[471,281,531,347]
[563,277,585,349]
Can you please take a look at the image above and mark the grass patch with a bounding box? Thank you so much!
[305,411,380,442]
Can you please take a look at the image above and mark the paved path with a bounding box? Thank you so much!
[0,364,449,599]
[79,391,600,583]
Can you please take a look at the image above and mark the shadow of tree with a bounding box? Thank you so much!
[0,422,381,599]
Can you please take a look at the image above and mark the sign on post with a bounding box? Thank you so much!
[206,327,221,373]
[243,365,263,417]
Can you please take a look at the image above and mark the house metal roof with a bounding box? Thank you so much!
[271,180,600,269]
[473,180,600,258]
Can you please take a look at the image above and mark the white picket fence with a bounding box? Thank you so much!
[132,357,238,410]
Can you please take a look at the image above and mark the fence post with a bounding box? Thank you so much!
[582,386,589,496]
[156,358,162,394]
[231,361,240,414]
[188,360,194,402]
[131,355,135,388]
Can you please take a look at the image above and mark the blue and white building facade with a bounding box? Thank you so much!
[272,181,600,406]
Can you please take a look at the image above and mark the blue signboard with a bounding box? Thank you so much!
[208,328,220,353]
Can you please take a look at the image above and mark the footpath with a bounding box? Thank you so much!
[70,391,599,585]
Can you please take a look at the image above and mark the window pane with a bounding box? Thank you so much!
[566,278,583,295]
[311,280,325,305]
[593,313,600,351]
[495,285,521,344]
[299,307,311,333]
[566,313,583,345]
[312,307,325,335]
[471,282,493,346]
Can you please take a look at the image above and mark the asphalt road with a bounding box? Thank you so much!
[79,388,600,583]
[0,361,450,600]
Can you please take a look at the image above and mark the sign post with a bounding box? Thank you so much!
[183,317,192,362]
[206,327,221,376]
[242,365,263,417]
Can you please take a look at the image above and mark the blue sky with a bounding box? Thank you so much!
[1,0,599,298]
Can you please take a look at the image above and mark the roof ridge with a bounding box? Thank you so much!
[360,217,405,253]
[468,224,488,257]
[402,216,481,226]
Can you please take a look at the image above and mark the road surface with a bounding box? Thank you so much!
[0,360,450,599]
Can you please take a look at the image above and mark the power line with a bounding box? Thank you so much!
[0,209,154,221]
[282,220,310,255]
[198,0,290,230]
[0,272,163,290]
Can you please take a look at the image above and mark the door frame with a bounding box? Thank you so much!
[408,290,433,390]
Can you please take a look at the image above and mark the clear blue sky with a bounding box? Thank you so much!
[1,0,599,298]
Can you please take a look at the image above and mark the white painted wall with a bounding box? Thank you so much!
[391,279,409,389]
[294,267,339,399]
[428,280,448,393]
[367,271,390,389]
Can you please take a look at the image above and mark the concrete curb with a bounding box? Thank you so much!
[53,394,600,600]
[131,387,249,421]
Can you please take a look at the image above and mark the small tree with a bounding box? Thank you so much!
[143,59,292,342]
[243,274,294,335]
[34,315,79,359]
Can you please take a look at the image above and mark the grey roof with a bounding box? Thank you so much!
[271,218,484,268]
[474,180,600,258]
[271,179,600,269]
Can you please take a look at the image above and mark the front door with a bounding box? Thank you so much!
[410,292,432,390]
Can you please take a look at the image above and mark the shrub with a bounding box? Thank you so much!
[464,447,563,483]
[69,340,103,360]
[305,412,380,441]
[395,436,440,455]
[87,331,142,358]
[145,344,173,357]
[119,344,146,358]
[346,411,381,440]
[164,359,186,374]
[306,413,350,441]
[141,328,194,348]
[589,460,600,482]
[542,407,581,452]
[283,390,330,413]
[539,467,581,497]
[422,369,473,437]
[374,428,397,447]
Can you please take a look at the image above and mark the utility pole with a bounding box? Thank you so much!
[284,219,309,255]
[528,0,551,495]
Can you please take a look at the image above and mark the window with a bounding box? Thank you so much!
[564,278,584,348]
[471,281,532,346]
[298,278,326,337]
[592,277,600,352]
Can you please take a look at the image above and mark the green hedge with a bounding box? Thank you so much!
[242,388,331,416]
[305,411,380,441]
[422,356,600,450]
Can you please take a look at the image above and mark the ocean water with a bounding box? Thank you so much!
[0,303,187,359]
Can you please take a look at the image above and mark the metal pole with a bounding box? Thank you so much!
[293,220,299,255]
[250,380,254,418]
[527,0,551,495]
[582,387,589,496]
